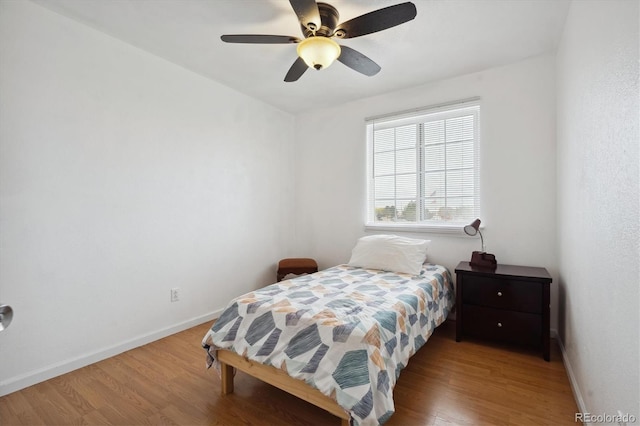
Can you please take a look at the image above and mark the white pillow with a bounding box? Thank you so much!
[347,234,431,276]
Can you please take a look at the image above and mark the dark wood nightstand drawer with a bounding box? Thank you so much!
[462,305,542,347]
[462,276,542,314]
[455,261,552,360]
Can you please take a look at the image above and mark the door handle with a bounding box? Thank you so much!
[0,305,13,331]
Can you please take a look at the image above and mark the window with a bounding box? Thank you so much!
[366,100,480,232]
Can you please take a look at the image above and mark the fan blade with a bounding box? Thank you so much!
[335,2,417,39]
[221,34,300,44]
[284,57,308,82]
[289,0,321,30]
[337,45,381,76]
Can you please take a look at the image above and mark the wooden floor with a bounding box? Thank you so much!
[0,320,579,425]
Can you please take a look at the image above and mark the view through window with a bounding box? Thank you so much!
[366,100,480,230]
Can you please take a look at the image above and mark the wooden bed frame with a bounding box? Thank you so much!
[217,349,350,426]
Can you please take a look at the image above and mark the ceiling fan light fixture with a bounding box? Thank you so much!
[296,37,341,70]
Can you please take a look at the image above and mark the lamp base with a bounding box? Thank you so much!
[469,251,497,270]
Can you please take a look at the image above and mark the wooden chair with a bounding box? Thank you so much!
[276,258,318,282]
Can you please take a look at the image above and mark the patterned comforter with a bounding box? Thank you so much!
[202,263,454,425]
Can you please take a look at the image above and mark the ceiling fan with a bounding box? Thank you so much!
[221,0,417,82]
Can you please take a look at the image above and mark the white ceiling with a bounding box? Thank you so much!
[31,0,571,114]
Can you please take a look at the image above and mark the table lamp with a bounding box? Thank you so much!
[464,218,497,269]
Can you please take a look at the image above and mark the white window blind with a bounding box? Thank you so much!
[366,100,480,231]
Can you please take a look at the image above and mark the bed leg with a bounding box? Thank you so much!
[220,361,234,395]
[340,418,350,426]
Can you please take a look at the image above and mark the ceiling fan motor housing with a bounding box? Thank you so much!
[302,2,340,37]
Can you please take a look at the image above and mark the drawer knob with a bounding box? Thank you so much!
[497,322,503,328]
[497,291,503,297]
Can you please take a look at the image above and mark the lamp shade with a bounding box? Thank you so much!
[464,218,481,236]
[296,37,341,70]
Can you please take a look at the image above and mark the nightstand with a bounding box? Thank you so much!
[455,261,552,361]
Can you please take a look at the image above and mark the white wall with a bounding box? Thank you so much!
[0,1,295,395]
[556,0,639,418]
[294,54,558,324]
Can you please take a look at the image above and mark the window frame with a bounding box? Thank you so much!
[365,98,481,234]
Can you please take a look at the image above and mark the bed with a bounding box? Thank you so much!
[202,236,454,426]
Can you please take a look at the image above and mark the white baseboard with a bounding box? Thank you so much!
[551,328,587,415]
[0,309,222,397]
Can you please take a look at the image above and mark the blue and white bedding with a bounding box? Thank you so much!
[202,263,454,425]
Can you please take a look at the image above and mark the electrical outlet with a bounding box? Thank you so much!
[171,288,180,302]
